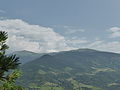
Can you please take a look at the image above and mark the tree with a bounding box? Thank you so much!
[0,31,23,90]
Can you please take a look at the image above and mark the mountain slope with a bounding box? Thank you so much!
[12,50,44,64]
[18,49,120,90]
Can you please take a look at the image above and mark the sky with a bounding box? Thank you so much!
[0,0,120,53]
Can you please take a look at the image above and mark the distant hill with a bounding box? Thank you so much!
[18,49,120,90]
[12,50,44,64]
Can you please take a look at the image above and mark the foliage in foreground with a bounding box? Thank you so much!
[0,31,23,89]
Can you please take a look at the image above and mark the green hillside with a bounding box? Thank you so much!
[17,49,120,90]
[12,50,44,64]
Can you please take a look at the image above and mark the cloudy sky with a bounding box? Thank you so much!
[0,0,120,53]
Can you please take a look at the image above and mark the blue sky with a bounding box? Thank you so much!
[0,0,120,53]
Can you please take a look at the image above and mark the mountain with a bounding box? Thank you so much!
[12,50,44,64]
[18,49,120,90]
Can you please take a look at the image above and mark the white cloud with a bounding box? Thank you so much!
[108,27,120,38]
[0,19,73,53]
[64,27,85,35]
[88,40,103,47]
[52,25,85,35]
[67,39,88,44]
[66,37,88,45]
[65,29,85,34]
[0,19,120,54]
[87,40,120,53]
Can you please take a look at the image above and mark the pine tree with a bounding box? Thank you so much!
[0,31,23,90]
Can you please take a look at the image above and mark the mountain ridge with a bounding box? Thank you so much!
[17,48,120,90]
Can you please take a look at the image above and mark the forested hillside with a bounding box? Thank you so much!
[16,49,120,90]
